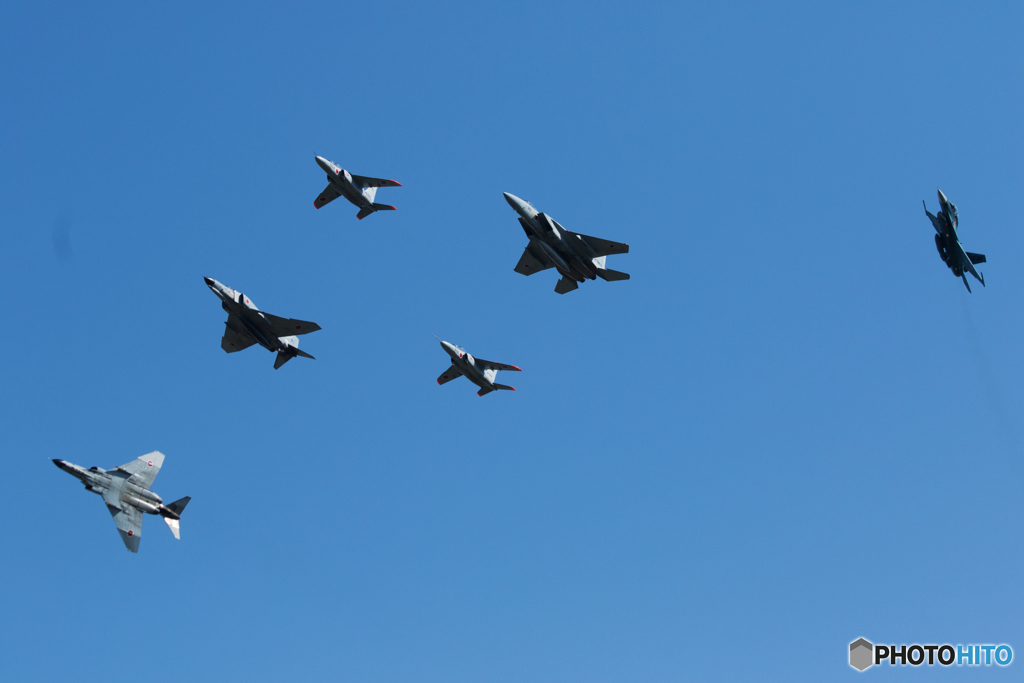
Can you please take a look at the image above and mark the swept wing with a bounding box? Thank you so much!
[350,174,401,188]
[514,244,555,276]
[474,359,522,373]
[314,184,342,209]
[107,504,143,553]
[222,315,257,353]
[113,451,164,490]
[437,366,463,385]
[260,312,321,337]
[573,232,629,257]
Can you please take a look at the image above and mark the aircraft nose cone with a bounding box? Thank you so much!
[503,192,519,209]
[937,189,947,204]
[52,459,66,470]
[204,277,215,287]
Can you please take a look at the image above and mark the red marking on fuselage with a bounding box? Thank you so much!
[147,460,153,467]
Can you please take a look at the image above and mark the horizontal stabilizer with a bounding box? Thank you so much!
[476,386,495,397]
[371,203,397,211]
[493,383,516,392]
[164,496,191,518]
[356,206,374,220]
[966,252,986,264]
[274,347,315,369]
[554,276,579,294]
[164,517,181,540]
[595,268,630,282]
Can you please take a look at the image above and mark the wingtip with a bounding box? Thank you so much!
[314,201,320,209]
[392,180,402,187]
[510,365,523,372]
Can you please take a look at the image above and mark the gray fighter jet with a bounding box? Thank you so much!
[436,337,521,397]
[924,189,986,292]
[313,155,401,220]
[205,277,321,369]
[504,192,630,294]
[53,452,190,553]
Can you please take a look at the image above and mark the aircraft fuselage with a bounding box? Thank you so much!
[440,341,495,393]
[504,193,598,284]
[316,156,375,210]
[205,278,289,353]
[52,459,178,519]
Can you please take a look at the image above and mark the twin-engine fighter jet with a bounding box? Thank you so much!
[313,155,401,220]
[53,452,190,553]
[504,192,630,294]
[205,277,321,369]
[436,337,521,397]
[924,189,986,292]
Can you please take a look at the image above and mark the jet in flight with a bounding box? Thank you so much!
[504,192,630,294]
[924,189,986,292]
[53,451,190,553]
[205,277,321,369]
[436,337,521,397]
[313,156,401,220]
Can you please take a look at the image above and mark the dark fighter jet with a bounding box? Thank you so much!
[504,193,629,294]
[924,189,986,292]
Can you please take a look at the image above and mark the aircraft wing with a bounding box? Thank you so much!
[114,451,165,490]
[474,359,522,372]
[437,365,463,385]
[574,232,629,257]
[314,184,342,209]
[952,241,985,284]
[514,245,555,276]
[222,315,257,353]
[261,312,321,337]
[107,503,143,553]
[351,174,401,188]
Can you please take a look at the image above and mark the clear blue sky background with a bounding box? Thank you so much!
[1,2,1022,681]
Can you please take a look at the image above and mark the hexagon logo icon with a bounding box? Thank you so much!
[850,638,874,671]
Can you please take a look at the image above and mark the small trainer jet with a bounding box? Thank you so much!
[53,451,190,553]
[504,192,630,294]
[205,277,321,369]
[313,155,401,220]
[924,189,986,292]
[436,337,521,397]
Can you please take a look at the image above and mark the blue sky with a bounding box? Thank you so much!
[1,2,1022,681]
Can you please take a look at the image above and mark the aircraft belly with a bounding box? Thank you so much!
[237,312,276,350]
[458,361,487,388]
[537,240,573,278]
[333,179,369,208]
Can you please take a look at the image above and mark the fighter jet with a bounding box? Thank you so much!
[313,155,401,220]
[205,277,321,369]
[924,189,986,292]
[53,452,190,553]
[504,192,630,294]
[436,337,521,397]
